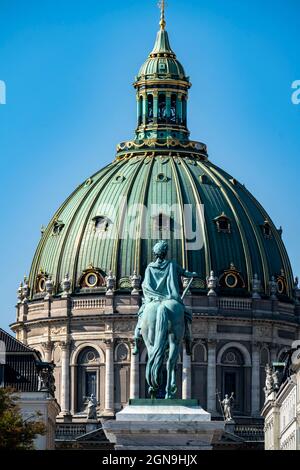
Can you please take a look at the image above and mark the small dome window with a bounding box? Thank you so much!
[219,263,246,290]
[36,271,48,293]
[152,213,174,233]
[262,220,272,239]
[84,178,93,187]
[79,265,106,289]
[156,173,169,182]
[113,174,125,184]
[277,270,287,295]
[52,219,64,235]
[200,174,209,184]
[92,216,112,232]
[214,212,231,234]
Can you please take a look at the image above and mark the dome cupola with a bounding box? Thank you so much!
[131,3,192,147]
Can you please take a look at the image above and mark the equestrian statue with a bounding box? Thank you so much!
[133,241,197,399]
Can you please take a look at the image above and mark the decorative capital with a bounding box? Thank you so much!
[41,340,53,352]
[59,340,71,351]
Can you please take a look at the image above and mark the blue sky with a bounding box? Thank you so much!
[0,0,299,330]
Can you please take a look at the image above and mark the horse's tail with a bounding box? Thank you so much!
[146,304,169,391]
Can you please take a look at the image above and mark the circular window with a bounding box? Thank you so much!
[86,351,96,362]
[225,273,238,288]
[277,279,285,294]
[85,273,98,288]
[157,173,166,182]
[38,278,46,292]
[225,351,237,364]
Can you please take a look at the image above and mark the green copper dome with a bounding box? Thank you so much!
[28,155,293,300]
[27,9,294,302]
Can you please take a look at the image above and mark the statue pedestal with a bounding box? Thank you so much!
[103,400,224,450]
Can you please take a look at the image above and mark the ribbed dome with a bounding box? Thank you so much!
[29,154,294,300]
[137,29,187,80]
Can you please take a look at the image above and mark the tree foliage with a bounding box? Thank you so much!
[0,388,46,450]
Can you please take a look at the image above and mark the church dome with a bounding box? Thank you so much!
[27,11,294,303]
[28,153,293,301]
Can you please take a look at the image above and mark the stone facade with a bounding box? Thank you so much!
[262,356,300,450]
[18,391,60,450]
[0,328,60,450]
[11,292,300,433]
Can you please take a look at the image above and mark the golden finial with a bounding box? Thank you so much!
[158,0,166,30]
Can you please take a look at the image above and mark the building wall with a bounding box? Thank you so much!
[12,293,300,426]
[19,391,60,450]
[262,363,300,450]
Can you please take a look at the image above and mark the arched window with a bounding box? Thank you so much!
[138,96,143,126]
[219,347,246,415]
[182,96,187,126]
[158,94,167,123]
[152,212,173,239]
[192,343,207,406]
[147,94,153,123]
[77,347,100,412]
[214,212,231,234]
[170,94,177,123]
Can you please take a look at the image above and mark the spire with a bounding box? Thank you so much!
[158,0,166,31]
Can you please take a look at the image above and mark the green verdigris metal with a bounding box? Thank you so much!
[133,241,197,399]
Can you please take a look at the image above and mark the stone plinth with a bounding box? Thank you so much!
[103,399,224,450]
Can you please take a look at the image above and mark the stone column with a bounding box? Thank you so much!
[70,364,76,416]
[104,340,114,416]
[207,340,217,413]
[60,341,71,416]
[182,345,192,400]
[136,95,140,125]
[142,93,148,125]
[251,343,261,416]
[130,341,139,400]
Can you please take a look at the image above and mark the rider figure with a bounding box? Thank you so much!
[132,241,197,356]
